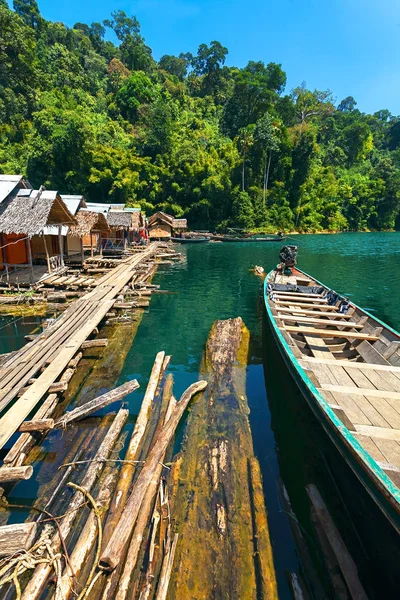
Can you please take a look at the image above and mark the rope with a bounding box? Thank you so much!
[0,236,30,251]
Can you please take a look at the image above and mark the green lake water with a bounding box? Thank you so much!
[1,232,400,598]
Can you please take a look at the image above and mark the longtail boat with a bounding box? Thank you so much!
[170,236,210,244]
[264,245,400,533]
[211,234,287,243]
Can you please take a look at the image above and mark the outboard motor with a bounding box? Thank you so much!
[279,245,298,275]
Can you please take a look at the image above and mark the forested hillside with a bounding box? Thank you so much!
[1,0,400,231]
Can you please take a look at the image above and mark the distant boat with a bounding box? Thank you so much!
[211,234,287,243]
[171,236,210,244]
[264,246,400,534]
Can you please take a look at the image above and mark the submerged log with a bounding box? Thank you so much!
[0,522,37,557]
[18,419,54,432]
[168,317,278,600]
[99,380,207,572]
[54,379,139,428]
[81,338,109,349]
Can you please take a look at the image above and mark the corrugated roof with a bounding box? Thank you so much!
[0,175,23,204]
[60,195,86,216]
[86,202,111,214]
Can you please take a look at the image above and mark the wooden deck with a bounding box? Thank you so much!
[0,243,161,451]
[268,274,400,491]
[0,265,68,287]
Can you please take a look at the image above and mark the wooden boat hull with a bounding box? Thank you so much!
[171,237,210,244]
[263,269,400,534]
[212,235,287,243]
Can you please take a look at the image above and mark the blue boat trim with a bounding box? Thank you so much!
[263,272,400,523]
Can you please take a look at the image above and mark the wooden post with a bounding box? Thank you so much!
[42,232,51,273]
[26,236,34,283]
[58,225,64,267]
[80,237,85,264]
[90,232,94,257]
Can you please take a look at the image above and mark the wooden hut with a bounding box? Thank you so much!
[0,188,76,285]
[104,208,142,250]
[148,212,187,239]
[68,209,110,260]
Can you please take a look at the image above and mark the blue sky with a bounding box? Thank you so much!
[34,0,400,114]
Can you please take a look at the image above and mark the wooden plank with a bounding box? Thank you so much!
[369,438,400,467]
[0,299,115,450]
[355,425,400,442]
[284,327,379,341]
[279,315,364,329]
[271,290,325,298]
[303,335,332,359]
[274,294,328,304]
[274,300,339,310]
[319,384,400,400]
[277,306,353,319]
[300,357,400,374]
[353,434,387,463]
[356,340,389,365]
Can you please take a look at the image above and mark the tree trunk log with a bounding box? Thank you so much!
[54,380,139,428]
[167,317,278,600]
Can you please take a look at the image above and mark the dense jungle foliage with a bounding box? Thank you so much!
[1,0,400,231]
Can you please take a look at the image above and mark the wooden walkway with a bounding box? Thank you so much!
[270,284,400,490]
[0,243,160,451]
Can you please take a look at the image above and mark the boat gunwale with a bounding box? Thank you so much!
[263,268,400,519]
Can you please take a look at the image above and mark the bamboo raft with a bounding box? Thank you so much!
[0,242,170,455]
[264,263,400,534]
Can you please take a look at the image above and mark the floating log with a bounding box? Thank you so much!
[68,352,82,369]
[18,418,54,432]
[102,352,166,548]
[155,533,179,600]
[99,380,207,572]
[168,317,278,600]
[22,408,129,600]
[81,338,109,349]
[3,394,58,465]
[112,373,175,600]
[0,466,33,483]
[0,522,37,558]
[54,379,139,428]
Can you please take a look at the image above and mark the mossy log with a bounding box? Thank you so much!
[168,317,278,600]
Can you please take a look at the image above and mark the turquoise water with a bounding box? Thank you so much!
[1,232,400,597]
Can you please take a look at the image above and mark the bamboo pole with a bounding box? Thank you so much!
[100,380,207,572]
[154,533,179,600]
[101,352,166,549]
[0,466,33,483]
[111,378,175,600]
[21,408,129,600]
[58,469,119,600]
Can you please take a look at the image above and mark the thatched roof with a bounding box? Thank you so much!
[68,209,110,237]
[107,210,135,229]
[0,189,76,237]
[172,218,187,229]
[148,211,174,227]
